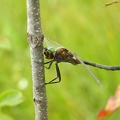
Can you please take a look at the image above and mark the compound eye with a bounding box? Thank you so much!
[44,51,48,57]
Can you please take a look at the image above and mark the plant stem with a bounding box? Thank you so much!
[26,0,48,120]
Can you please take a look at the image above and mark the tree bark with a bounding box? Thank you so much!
[26,0,48,120]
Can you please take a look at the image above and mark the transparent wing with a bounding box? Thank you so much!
[44,37,64,51]
[44,38,102,86]
[73,52,102,86]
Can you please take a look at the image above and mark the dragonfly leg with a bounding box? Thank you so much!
[45,62,61,85]
[44,60,54,69]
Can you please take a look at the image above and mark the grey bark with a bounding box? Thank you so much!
[26,0,48,120]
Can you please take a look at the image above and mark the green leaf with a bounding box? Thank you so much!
[0,90,24,107]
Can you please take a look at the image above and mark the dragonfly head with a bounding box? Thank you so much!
[43,48,54,59]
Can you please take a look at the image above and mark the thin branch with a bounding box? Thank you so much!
[26,0,48,120]
[103,0,119,7]
[83,60,120,71]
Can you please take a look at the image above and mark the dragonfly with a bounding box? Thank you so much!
[44,37,102,86]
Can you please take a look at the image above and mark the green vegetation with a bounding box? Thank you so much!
[0,90,24,120]
[0,0,120,120]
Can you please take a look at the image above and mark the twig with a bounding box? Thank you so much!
[103,0,119,7]
[83,60,120,71]
[26,0,48,120]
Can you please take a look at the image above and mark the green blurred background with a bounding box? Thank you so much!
[0,0,120,120]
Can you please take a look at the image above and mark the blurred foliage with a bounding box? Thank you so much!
[0,0,120,120]
[0,90,24,107]
[0,90,24,120]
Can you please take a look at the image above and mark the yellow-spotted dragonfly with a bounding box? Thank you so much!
[44,37,102,86]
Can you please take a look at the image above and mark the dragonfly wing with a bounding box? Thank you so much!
[73,52,102,86]
[44,37,64,51]
[44,38,102,86]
